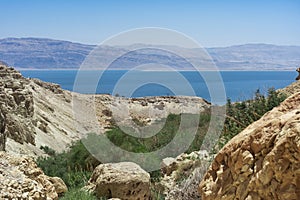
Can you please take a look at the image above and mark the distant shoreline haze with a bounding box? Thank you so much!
[1,38,300,71]
[15,68,297,72]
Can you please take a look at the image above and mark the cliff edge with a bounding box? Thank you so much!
[0,64,210,156]
[199,90,300,199]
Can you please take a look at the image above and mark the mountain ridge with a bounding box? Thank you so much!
[1,37,300,70]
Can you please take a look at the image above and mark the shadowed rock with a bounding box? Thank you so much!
[0,109,5,151]
[296,67,300,80]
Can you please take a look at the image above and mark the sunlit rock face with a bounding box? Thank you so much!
[199,92,300,200]
[0,65,35,147]
[84,162,151,200]
[0,151,67,199]
[0,64,85,155]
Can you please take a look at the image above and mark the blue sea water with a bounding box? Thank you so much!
[20,70,296,103]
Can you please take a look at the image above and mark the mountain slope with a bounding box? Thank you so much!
[0,38,94,69]
[1,38,300,70]
[207,44,300,70]
[0,63,210,156]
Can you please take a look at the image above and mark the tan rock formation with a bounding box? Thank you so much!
[48,177,68,196]
[278,79,300,97]
[0,65,35,147]
[0,64,87,155]
[157,150,210,200]
[85,162,151,199]
[199,92,300,200]
[0,64,210,156]
[0,151,67,199]
[94,94,210,130]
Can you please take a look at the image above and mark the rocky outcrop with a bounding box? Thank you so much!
[0,64,210,156]
[279,79,300,97]
[48,177,68,196]
[85,162,151,200]
[0,109,5,151]
[199,92,300,200]
[0,60,7,65]
[0,151,67,199]
[296,67,300,80]
[157,150,211,200]
[0,64,88,155]
[0,65,35,148]
[95,95,210,129]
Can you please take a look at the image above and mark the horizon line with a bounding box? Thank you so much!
[1,36,300,49]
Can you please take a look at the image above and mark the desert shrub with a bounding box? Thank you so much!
[220,88,286,148]
[37,140,100,188]
[40,145,56,156]
[150,189,165,200]
[106,110,211,155]
[60,188,98,200]
[37,88,286,199]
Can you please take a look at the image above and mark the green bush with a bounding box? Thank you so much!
[220,88,286,147]
[106,111,211,155]
[36,88,286,199]
[105,88,286,161]
[37,140,100,188]
[60,188,98,200]
[40,145,56,156]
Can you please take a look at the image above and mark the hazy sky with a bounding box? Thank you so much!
[0,0,299,47]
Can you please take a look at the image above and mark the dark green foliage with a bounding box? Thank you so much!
[40,145,56,156]
[37,88,286,199]
[106,110,211,155]
[150,170,162,182]
[59,188,98,200]
[220,88,286,147]
[37,140,100,188]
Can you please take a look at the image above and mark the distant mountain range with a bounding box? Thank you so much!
[0,37,300,70]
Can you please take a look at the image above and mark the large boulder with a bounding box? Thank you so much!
[199,92,300,200]
[85,162,151,200]
[48,177,68,195]
[0,151,67,199]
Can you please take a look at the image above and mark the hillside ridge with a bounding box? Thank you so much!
[0,63,210,156]
[1,37,300,70]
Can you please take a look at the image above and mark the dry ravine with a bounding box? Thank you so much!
[0,64,211,199]
[1,63,300,199]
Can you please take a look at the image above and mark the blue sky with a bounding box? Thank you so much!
[0,0,299,47]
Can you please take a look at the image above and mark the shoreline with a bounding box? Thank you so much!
[17,68,297,72]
